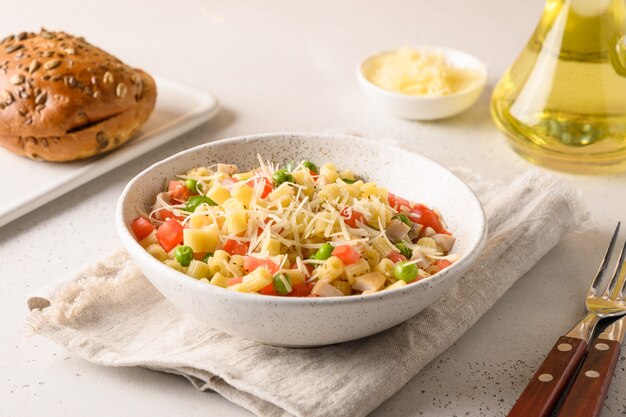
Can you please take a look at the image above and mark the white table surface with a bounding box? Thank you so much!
[2,0,626,416]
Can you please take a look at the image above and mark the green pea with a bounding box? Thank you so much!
[393,261,418,283]
[184,195,217,212]
[185,179,198,193]
[202,253,214,263]
[393,213,413,227]
[174,246,194,267]
[395,242,412,259]
[303,161,319,174]
[272,169,295,186]
[313,243,334,260]
[341,178,356,184]
[273,272,292,295]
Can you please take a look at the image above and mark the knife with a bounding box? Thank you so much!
[556,315,626,417]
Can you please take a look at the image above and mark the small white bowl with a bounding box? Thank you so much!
[357,46,487,120]
[116,133,487,346]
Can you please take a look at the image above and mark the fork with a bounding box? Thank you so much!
[556,259,626,417]
[507,222,626,417]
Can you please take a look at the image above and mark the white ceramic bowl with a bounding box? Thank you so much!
[357,46,487,120]
[116,133,487,346]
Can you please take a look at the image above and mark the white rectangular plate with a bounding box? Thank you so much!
[0,76,219,228]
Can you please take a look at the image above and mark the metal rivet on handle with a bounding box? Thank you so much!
[595,343,610,351]
[557,343,572,352]
[585,370,600,378]
[538,373,554,382]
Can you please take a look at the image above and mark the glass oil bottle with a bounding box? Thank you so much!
[491,0,626,174]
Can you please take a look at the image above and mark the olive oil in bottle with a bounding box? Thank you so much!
[491,0,626,174]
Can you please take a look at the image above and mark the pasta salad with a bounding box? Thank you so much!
[129,156,458,297]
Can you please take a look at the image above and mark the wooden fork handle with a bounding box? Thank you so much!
[556,339,621,417]
[506,336,587,417]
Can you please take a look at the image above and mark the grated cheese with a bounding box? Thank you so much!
[365,47,481,97]
[140,154,458,296]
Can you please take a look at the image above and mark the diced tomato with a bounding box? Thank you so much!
[332,245,360,265]
[435,259,452,270]
[288,282,314,297]
[130,217,155,241]
[388,193,411,211]
[340,207,364,228]
[222,239,249,256]
[168,180,190,203]
[226,277,243,286]
[409,204,450,235]
[244,256,279,274]
[259,283,278,296]
[156,219,184,252]
[246,177,273,198]
[221,177,239,189]
[309,170,319,178]
[387,251,407,263]
[154,208,185,222]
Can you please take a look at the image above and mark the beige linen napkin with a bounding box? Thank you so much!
[26,171,585,417]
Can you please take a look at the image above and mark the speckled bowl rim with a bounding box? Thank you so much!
[356,46,488,101]
[116,132,487,305]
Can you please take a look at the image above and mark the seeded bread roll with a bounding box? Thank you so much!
[0,29,156,161]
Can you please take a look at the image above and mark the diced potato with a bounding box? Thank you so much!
[361,182,388,200]
[384,280,407,291]
[312,280,343,297]
[285,269,305,286]
[263,238,282,256]
[222,198,247,235]
[317,183,339,202]
[343,182,362,198]
[352,272,386,292]
[183,224,220,253]
[331,280,352,296]
[186,260,210,279]
[206,185,231,205]
[268,183,294,207]
[189,213,212,228]
[233,171,255,181]
[417,237,437,249]
[231,183,254,207]
[292,169,315,186]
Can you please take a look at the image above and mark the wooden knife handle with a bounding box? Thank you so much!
[556,339,621,417]
[506,336,587,417]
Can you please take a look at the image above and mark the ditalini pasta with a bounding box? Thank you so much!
[128,156,459,297]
